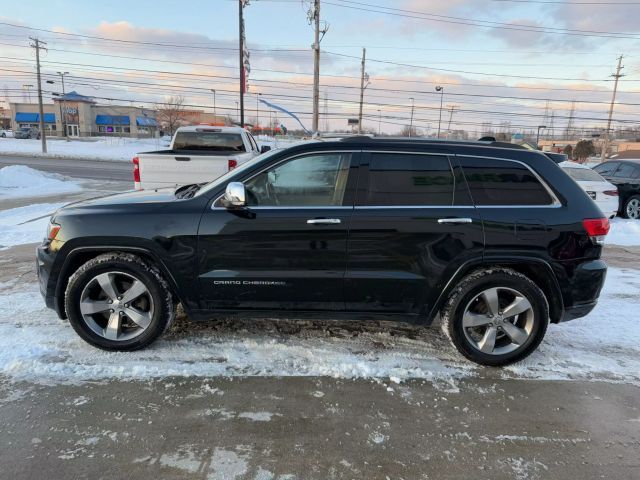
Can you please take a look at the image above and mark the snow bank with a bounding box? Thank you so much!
[0,202,67,248]
[0,165,82,199]
[0,137,168,162]
[0,266,639,386]
[607,218,640,246]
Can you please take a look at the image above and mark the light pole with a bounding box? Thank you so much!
[377,109,381,135]
[409,98,415,138]
[256,92,261,129]
[235,101,239,123]
[57,71,69,139]
[435,86,444,139]
[210,89,216,120]
[536,125,547,149]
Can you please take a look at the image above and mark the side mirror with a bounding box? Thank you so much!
[260,145,271,154]
[223,182,246,208]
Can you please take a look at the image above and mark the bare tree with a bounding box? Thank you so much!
[158,95,185,136]
[399,125,420,137]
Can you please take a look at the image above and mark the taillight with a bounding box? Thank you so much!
[603,190,618,196]
[132,156,140,184]
[583,217,610,244]
[228,159,238,170]
[47,223,60,241]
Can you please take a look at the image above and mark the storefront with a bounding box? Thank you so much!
[96,115,131,135]
[14,112,57,133]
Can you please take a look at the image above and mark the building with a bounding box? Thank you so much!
[9,91,159,138]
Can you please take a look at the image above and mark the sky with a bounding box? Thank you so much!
[1,0,640,136]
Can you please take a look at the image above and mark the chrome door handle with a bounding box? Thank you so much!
[307,218,341,225]
[437,218,473,224]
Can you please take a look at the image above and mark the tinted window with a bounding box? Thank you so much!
[173,131,246,151]
[613,163,638,178]
[563,167,606,182]
[245,153,351,206]
[593,162,618,176]
[459,157,553,206]
[366,153,453,206]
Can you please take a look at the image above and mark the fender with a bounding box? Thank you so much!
[427,255,564,323]
[54,244,191,319]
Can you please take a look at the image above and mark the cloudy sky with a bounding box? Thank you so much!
[1,0,640,135]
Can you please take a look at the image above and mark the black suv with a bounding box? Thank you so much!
[593,159,640,219]
[37,138,609,366]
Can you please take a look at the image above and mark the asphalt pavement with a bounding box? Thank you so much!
[0,155,132,182]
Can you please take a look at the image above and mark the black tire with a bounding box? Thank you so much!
[622,194,640,219]
[65,252,175,351]
[440,268,549,367]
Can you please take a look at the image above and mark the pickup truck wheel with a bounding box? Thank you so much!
[65,253,175,351]
[440,268,549,367]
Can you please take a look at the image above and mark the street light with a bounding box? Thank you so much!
[210,89,216,120]
[409,98,415,138]
[377,109,381,135]
[536,125,547,149]
[435,86,444,139]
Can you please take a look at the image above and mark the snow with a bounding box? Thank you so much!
[0,202,67,248]
[0,165,82,199]
[607,218,640,246]
[0,266,639,386]
[0,137,169,162]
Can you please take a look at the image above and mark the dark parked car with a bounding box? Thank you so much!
[593,160,640,219]
[37,138,609,366]
[14,126,40,139]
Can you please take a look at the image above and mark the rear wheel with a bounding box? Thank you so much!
[623,195,640,219]
[441,268,549,366]
[65,253,175,351]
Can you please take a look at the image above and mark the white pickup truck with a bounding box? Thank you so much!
[133,126,267,190]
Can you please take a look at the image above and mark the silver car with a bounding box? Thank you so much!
[14,127,40,139]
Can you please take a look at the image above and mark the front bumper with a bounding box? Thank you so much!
[36,244,59,313]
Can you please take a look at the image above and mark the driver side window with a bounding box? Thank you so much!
[245,153,352,206]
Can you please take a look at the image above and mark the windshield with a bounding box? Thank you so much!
[172,131,246,151]
[563,166,606,182]
[194,148,283,197]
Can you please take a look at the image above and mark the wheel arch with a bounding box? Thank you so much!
[430,257,564,324]
[55,246,185,319]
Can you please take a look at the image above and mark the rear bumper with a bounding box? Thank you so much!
[558,259,607,322]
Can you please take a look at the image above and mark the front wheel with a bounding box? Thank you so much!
[623,195,640,219]
[65,253,175,351]
[441,268,549,366]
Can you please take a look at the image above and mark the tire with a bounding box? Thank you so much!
[623,195,640,219]
[65,252,175,351]
[440,268,549,367]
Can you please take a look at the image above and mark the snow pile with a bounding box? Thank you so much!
[607,218,640,246]
[0,165,82,199]
[0,137,167,162]
[0,202,67,248]
[0,266,639,386]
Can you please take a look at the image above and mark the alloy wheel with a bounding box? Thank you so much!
[462,287,535,356]
[79,271,154,341]
[626,198,640,219]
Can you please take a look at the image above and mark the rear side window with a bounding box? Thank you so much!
[365,153,454,206]
[459,157,553,206]
[593,162,618,176]
[613,163,639,178]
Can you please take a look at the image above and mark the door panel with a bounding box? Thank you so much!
[197,151,359,311]
[345,152,484,315]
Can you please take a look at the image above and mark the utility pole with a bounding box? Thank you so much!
[211,89,216,120]
[435,86,444,138]
[57,71,68,140]
[357,47,366,134]
[447,104,458,133]
[311,0,321,133]
[409,97,414,138]
[377,109,381,135]
[30,37,47,154]
[256,92,261,128]
[601,54,624,162]
[238,0,245,127]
